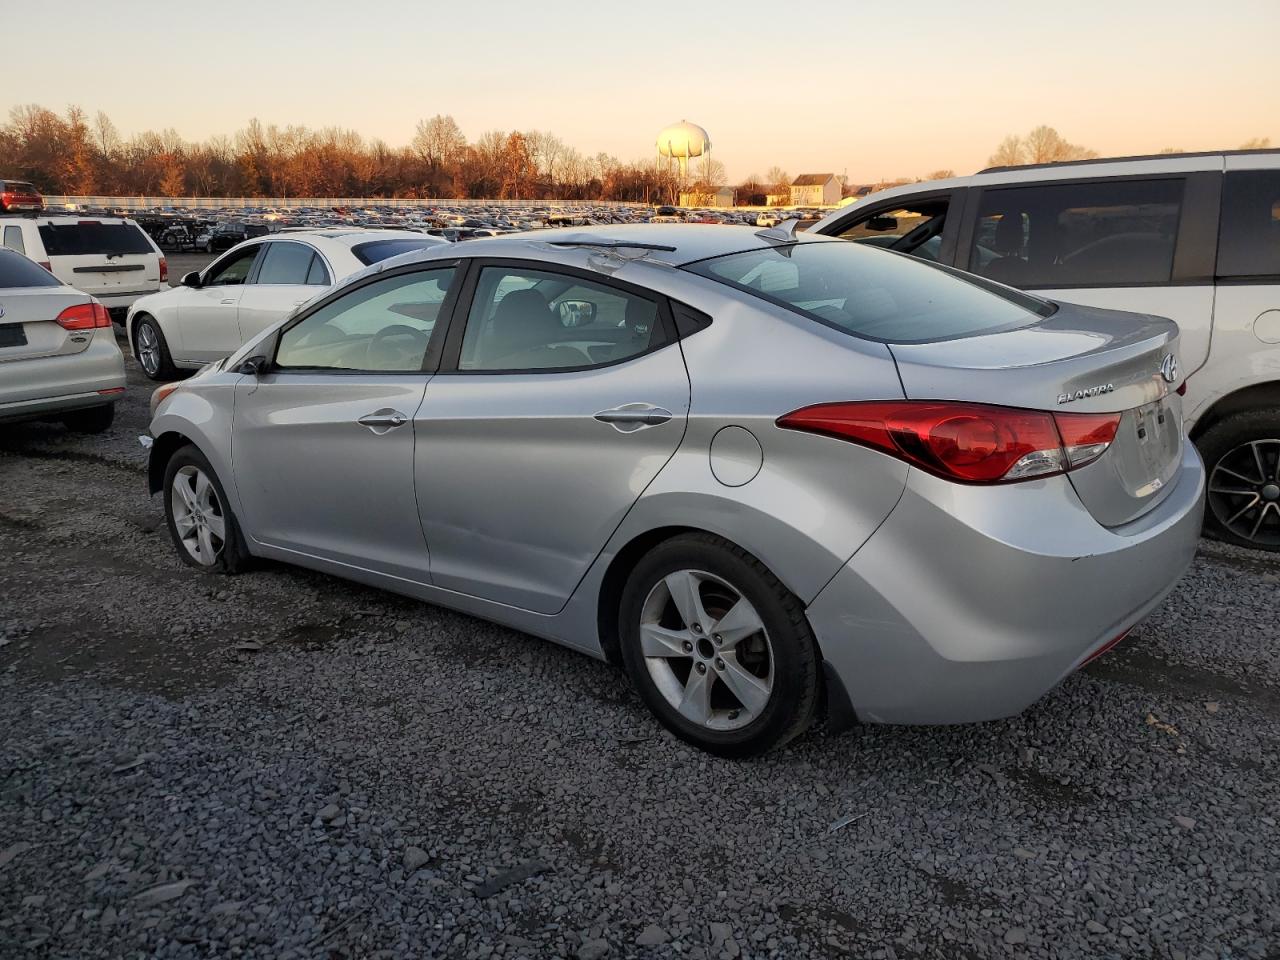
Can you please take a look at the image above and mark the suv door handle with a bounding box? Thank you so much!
[594,404,673,432]
[358,409,409,434]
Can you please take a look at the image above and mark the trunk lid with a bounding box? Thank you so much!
[889,302,1184,526]
[0,287,96,361]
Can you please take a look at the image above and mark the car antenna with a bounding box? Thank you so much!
[754,219,804,244]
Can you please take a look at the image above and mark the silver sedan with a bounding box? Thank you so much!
[145,225,1205,756]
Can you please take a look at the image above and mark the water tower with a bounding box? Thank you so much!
[656,120,711,201]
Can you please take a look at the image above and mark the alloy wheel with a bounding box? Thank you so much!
[639,569,774,731]
[170,465,226,565]
[137,323,160,376]
[1207,439,1280,547]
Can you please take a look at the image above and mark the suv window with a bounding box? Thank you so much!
[255,241,316,285]
[37,221,154,257]
[3,225,25,256]
[834,198,950,262]
[968,178,1183,287]
[205,246,261,287]
[1217,169,1280,278]
[276,268,455,372]
[0,248,60,288]
[459,266,661,371]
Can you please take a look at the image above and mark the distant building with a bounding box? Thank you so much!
[679,186,735,208]
[790,174,841,206]
[765,193,789,207]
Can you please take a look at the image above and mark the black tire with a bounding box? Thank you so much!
[133,314,177,381]
[61,403,114,434]
[618,533,821,758]
[1197,409,1280,551]
[162,445,250,574]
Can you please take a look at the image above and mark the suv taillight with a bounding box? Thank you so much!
[777,401,1121,484]
[54,303,111,330]
[158,257,168,283]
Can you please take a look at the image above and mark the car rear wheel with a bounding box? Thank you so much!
[618,533,820,757]
[1199,410,1280,551]
[134,315,176,381]
[61,403,114,434]
[163,446,247,574]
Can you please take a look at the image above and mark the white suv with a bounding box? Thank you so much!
[0,214,166,320]
[812,150,1280,551]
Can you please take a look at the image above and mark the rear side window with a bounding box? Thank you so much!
[968,178,1184,287]
[255,242,315,285]
[37,222,154,257]
[1217,170,1280,278]
[0,249,60,288]
[351,238,443,265]
[3,225,25,255]
[686,240,1052,344]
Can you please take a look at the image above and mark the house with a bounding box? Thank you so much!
[790,174,841,206]
[679,186,735,208]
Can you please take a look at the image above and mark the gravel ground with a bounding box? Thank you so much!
[1,349,1278,960]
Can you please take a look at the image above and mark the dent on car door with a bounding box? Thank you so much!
[961,176,1217,374]
[413,262,691,614]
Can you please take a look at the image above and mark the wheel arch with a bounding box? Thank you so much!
[1190,380,1280,441]
[147,430,196,495]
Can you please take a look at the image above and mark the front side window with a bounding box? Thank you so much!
[3,225,26,256]
[835,198,950,262]
[459,266,661,371]
[969,178,1184,287]
[205,246,261,287]
[686,239,1052,344]
[276,268,455,372]
[1217,169,1280,278]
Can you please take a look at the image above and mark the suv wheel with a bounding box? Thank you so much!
[163,446,248,574]
[134,315,177,381]
[1199,410,1280,551]
[618,533,820,757]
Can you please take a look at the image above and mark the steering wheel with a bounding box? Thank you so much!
[366,324,427,369]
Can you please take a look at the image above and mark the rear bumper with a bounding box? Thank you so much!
[0,331,126,424]
[807,442,1205,725]
[94,288,162,310]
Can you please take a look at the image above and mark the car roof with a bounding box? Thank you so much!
[271,228,447,248]
[395,223,842,271]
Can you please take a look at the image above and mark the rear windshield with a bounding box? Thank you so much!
[3,182,39,194]
[0,249,61,288]
[351,238,442,265]
[684,240,1054,344]
[38,222,153,257]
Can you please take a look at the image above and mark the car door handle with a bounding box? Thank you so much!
[220,298,236,304]
[594,404,673,431]
[357,409,409,434]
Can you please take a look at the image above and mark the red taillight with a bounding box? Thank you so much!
[1078,628,1131,668]
[54,303,111,330]
[158,257,168,283]
[777,401,1122,485]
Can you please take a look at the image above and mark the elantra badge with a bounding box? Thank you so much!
[1159,354,1178,384]
[1057,383,1115,405]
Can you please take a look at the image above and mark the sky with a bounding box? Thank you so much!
[5,0,1278,183]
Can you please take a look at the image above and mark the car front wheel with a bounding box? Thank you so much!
[163,446,247,574]
[618,533,820,757]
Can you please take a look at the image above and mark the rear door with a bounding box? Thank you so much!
[174,244,263,362]
[957,173,1219,376]
[236,239,331,342]
[815,189,965,265]
[38,220,160,299]
[414,260,691,614]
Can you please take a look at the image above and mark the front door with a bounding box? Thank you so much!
[415,262,691,614]
[231,265,459,582]
[176,244,262,362]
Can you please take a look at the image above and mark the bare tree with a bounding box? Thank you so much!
[925,168,956,181]
[765,166,790,202]
[988,135,1025,167]
[1240,137,1272,149]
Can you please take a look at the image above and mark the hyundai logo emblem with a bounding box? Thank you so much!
[1159,354,1178,384]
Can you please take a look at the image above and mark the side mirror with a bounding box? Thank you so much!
[181,271,202,288]
[236,355,269,377]
[864,215,898,232]
[558,299,596,328]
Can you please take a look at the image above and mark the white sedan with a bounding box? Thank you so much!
[125,229,449,380]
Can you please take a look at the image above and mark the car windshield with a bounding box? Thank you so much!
[0,249,61,287]
[351,238,443,265]
[684,240,1054,344]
